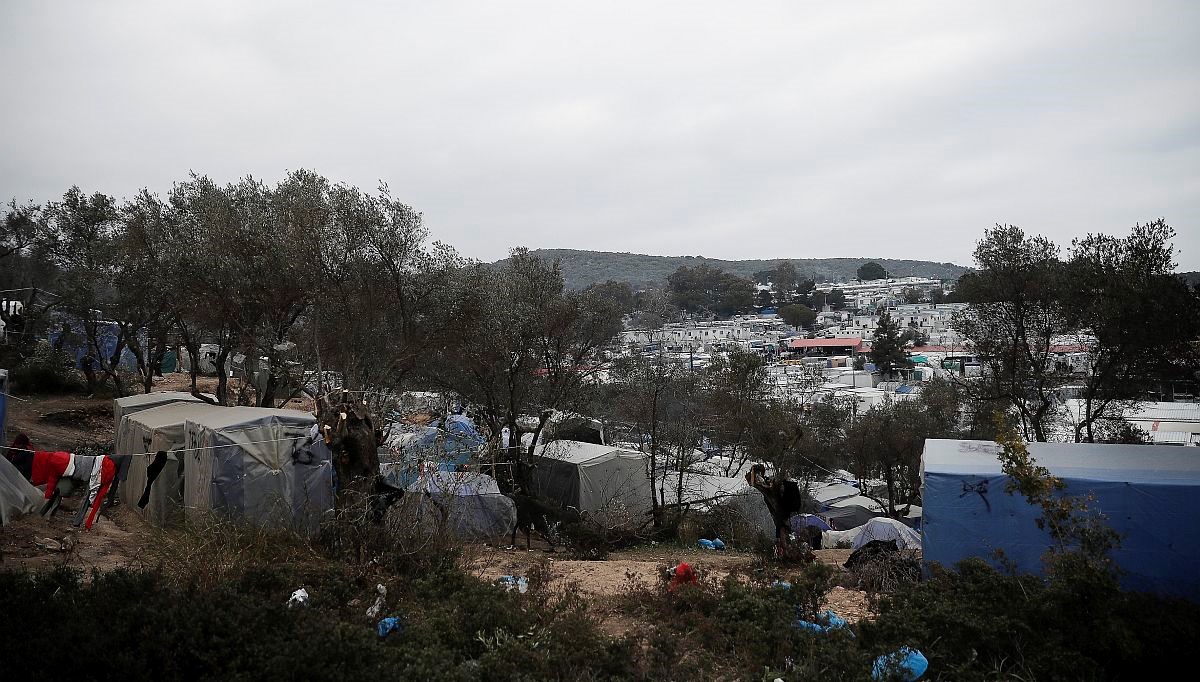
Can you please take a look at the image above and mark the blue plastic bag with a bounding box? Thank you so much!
[711,538,726,550]
[793,609,849,634]
[697,539,715,549]
[377,617,403,638]
[871,647,928,681]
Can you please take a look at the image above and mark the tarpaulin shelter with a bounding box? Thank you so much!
[405,471,516,540]
[182,407,329,532]
[923,438,1200,601]
[531,440,652,523]
[111,391,214,489]
[114,402,229,525]
[819,504,882,531]
[113,391,211,425]
[0,454,41,525]
[849,517,922,550]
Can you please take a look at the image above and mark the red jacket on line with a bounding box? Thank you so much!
[30,450,115,530]
[30,450,72,499]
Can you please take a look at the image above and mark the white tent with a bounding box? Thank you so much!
[182,406,329,532]
[531,440,652,523]
[114,402,229,524]
[850,517,922,550]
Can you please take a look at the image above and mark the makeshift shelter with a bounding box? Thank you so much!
[114,402,230,525]
[113,391,211,425]
[923,438,1200,601]
[849,517,922,550]
[530,440,652,522]
[0,455,41,525]
[405,471,516,540]
[819,504,881,531]
[182,407,328,532]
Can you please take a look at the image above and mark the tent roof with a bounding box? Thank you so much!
[121,401,229,431]
[188,406,316,431]
[923,438,1200,484]
[114,391,209,409]
[533,440,645,465]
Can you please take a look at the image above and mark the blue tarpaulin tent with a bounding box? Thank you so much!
[922,438,1200,601]
[48,319,143,372]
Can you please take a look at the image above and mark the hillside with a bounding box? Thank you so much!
[501,249,971,290]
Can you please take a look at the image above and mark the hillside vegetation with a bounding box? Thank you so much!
[500,249,971,289]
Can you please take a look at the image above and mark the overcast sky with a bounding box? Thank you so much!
[2,1,1198,268]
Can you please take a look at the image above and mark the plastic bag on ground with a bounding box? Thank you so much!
[871,647,928,681]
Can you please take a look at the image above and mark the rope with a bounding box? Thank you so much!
[108,434,315,458]
[1,390,30,402]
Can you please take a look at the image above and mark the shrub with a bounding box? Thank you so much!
[10,341,78,393]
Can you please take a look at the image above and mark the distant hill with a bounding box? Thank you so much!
[495,249,972,290]
[1179,271,1200,287]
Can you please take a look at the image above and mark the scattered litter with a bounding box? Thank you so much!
[771,580,792,590]
[287,588,309,608]
[497,575,528,594]
[668,562,698,592]
[794,610,849,634]
[697,538,727,550]
[871,647,928,681]
[377,617,403,638]
[366,584,387,618]
[34,538,62,552]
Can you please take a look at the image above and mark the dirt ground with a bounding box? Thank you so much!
[469,543,871,635]
[3,385,874,635]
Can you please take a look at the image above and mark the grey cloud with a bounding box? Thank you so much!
[2,1,1197,268]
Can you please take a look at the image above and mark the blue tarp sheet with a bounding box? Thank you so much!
[48,320,142,372]
[922,439,1200,601]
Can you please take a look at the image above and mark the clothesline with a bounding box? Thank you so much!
[105,434,315,458]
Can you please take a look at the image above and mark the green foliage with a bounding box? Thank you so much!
[994,418,1121,589]
[778,303,816,329]
[868,311,913,378]
[857,261,887,281]
[666,263,756,317]
[862,558,1200,680]
[9,340,79,393]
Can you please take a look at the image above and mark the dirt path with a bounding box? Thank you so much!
[469,543,871,635]
[1,498,145,571]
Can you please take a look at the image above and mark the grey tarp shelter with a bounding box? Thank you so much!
[182,407,329,532]
[113,390,215,424]
[923,438,1200,601]
[112,392,213,486]
[405,471,517,540]
[531,440,653,523]
[114,402,230,524]
[1,454,41,525]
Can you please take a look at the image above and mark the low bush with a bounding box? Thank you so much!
[9,341,79,393]
[860,558,1199,680]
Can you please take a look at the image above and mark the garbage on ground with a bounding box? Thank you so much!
[697,538,726,550]
[871,646,928,681]
[377,617,403,639]
[668,561,698,592]
[34,537,63,552]
[771,580,792,590]
[793,609,849,634]
[287,588,309,608]
[366,583,387,618]
[497,575,529,594]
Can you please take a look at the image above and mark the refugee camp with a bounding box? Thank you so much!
[3,2,1200,679]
